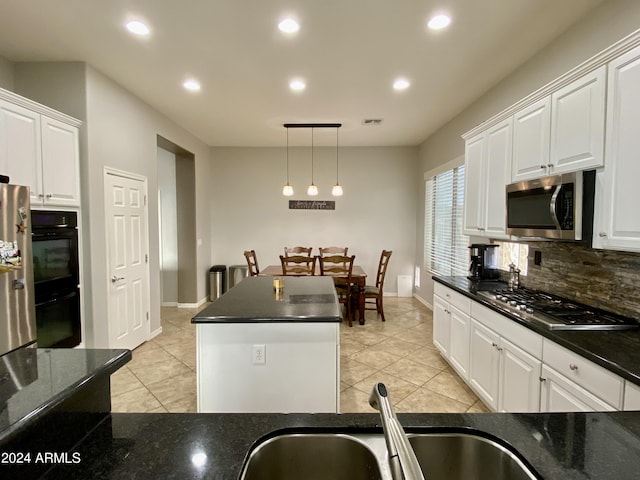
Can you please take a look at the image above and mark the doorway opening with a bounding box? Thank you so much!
[157,135,197,307]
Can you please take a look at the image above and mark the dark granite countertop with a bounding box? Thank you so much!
[192,276,341,323]
[8,410,639,480]
[433,275,640,386]
[0,347,131,445]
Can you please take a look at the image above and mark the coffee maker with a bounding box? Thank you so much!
[468,244,500,280]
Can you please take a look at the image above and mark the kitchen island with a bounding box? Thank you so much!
[192,276,342,413]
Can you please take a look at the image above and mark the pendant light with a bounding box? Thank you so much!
[282,127,294,196]
[331,126,343,196]
[307,127,318,196]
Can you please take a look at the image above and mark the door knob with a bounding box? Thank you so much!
[111,275,125,283]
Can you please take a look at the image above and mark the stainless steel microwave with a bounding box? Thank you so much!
[506,170,595,241]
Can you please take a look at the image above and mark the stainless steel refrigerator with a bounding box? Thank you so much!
[0,182,36,356]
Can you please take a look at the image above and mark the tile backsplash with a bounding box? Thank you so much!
[521,241,640,320]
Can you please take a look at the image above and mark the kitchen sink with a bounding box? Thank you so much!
[239,433,383,480]
[408,433,538,480]
[240,430,539,480]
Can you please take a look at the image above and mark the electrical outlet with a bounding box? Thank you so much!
[252,344,266,365]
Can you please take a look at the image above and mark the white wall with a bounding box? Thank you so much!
[0,57,14,91]
[157,147,178,305]
[209,146,418,294]
[414,0,640,305]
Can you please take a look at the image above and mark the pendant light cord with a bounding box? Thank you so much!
[286,127,290,184]
[336,127,339,184]
[311,127,314,184]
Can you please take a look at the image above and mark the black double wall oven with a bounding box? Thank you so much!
[31,210,81,348]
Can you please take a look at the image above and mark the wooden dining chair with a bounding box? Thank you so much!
[243,250,260,276]
[319,254,356,327]
[363,250,392,321]
[319,246,348,256]
[280,254,316,276]
[284,246,313,257]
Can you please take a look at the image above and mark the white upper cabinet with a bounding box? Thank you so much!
[511,67,606,182]
[511,97,551,182]
[463,117,512,239]
[593,44,640,252]
[550,66,605,174]
[463,133,485,235]
[0,100,42,198]
[0,88,81,208]
[41,116,81,207]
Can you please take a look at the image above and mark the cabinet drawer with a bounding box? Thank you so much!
[543,340,623,409]
[471,302,542,359]
[434,283,471,315]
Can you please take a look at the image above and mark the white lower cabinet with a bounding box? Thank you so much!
[469,318,541,412]
[498,337,542,413]
[449,305,471,380]
[624,381,640,410]
[540,365,616,412]
[434,286,630,414]
[433,284,471,380]
[469,319,500,409]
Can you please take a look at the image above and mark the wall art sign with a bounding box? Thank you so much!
[288,200,335,210]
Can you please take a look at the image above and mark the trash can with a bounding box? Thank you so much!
[397,275,413,297]
[228,264,249,289]
[209,265,226,301]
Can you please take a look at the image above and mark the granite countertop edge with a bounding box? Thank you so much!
[0,348,132,445]
[36,410,640,480]
[191,315,342,324]
[433,275,640,386]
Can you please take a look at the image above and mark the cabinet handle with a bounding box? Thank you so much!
[539,377,547,383]
[497,347,503,352]
[38,193,45,198]
[491,342,498,348]
[539,165,545,169]
[569,364,578,371]
[599,232,608,238]
[547,164,553,168]
[445,294,450,298]
[45,193,52,199]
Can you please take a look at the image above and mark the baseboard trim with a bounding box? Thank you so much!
[161,301,178,307]
[150,326,163,340]
[413,293,432,310]
[178,297,208,309]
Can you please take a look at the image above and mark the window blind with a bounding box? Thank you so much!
[424,165,468,276]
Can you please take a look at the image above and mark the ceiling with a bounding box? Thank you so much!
[0,0,603,147]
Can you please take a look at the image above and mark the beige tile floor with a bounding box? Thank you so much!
[110,297,489,414]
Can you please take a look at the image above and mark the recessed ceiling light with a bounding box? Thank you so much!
[289,79,306,91]
[278,18,300,34]
[126,20,150,36]
[393,78,410,91]
[183,79,201,92]
[427,14,451,30]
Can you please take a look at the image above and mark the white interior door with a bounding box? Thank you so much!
[105,169,150,350]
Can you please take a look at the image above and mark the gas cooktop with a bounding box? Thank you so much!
[478,288,639,331]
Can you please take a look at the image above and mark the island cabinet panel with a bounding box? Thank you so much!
[197,322,339,413]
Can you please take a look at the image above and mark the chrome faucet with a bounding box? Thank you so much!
[369,383,426,480]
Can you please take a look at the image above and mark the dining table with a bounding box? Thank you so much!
[259,264,368,325]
